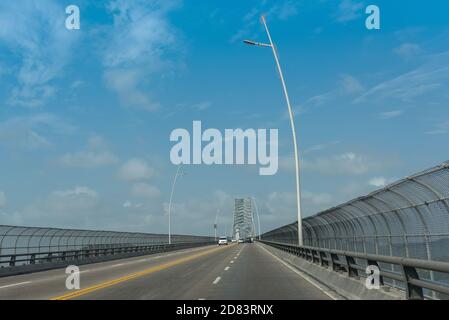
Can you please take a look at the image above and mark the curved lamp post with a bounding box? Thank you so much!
[168,165,185,245]
[214,209,220,241]
[244,15,303,246]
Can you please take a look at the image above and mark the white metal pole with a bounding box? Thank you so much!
[168,165,182,245]
[214,209,219,241]
[261,16,303,246]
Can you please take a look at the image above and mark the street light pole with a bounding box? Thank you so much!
[244,15,303,246]
[168,164,183,245]
[214,209,219,241]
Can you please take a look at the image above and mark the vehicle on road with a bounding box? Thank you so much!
[218,237,228,245]
[238,239,244,243]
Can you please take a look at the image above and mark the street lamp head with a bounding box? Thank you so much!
[243,39,271,48]
[243,40,257,46]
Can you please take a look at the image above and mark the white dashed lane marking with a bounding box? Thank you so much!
[0,281,31,289]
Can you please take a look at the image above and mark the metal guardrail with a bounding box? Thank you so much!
[260,240,449,300]
[0,225,215,270]
[0,242,213,268]
[262,161,449,298]
[262,162,449,261]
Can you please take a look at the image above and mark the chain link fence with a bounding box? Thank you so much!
[262,161,449,298]
[0,225,214,269]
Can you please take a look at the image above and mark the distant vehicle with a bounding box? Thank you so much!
[245,238,253,243]
[218,237,228,245]
[231,239,237,243]
[238,239,244,243]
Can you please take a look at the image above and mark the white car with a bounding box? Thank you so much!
[218,237,228,245]
[238,239,244,243]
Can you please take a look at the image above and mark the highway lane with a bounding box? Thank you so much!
[0,245,220,300]
[0,243,331,300]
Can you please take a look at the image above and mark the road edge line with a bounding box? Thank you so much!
[256,243,343,300]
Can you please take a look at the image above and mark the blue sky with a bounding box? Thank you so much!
[0,0,448,236]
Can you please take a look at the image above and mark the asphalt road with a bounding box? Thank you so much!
[0,243,331,300]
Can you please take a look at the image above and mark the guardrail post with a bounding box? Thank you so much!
[306,249,312,261]
[47,253,53,263]
[401,265,424,300]
[345,256,358,278]
[61,252,66,261]
[30,254,36,265]
[311,250,318,264]
[9,255,16,267]
[319,252,328,267]
[330,253,339,272]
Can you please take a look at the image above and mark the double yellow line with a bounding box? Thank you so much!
[51,245,230,300]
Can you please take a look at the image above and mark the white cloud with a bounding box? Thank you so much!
[104,69,160,111]
[230,1,298,43]
[369,177,387,187]
[355,51,449,103]
[123,200,143,208]
[0,191,6,208]
[302,152,380,176]
[162,190,234,235]
[303,74,364,111]
[263,190,334,222]
[0,113,76,149]
[59,151,119,168]
[131,183,161,198]
[118,158,155,181]
[340,74,365,94]
[335,0,363,23]
[191,101,212,111]
[52,186,98,198]
[303,191,334,206]
[267,1,298,21]
[2,186,102,228]
[394,43,422,58]
[425,121,449,135]
[0,1,79,107]
[304,141,341,154]
[379,110,404,119]
[101,0,181,111]
[58,136,118,168]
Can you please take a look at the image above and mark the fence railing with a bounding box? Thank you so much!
[260,240,449,300]
[0,225,214,271]
[263,162,449,262]
[261,161,449,299]
[0,242,212,269]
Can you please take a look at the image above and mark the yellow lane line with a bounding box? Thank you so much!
[51,245,232,300]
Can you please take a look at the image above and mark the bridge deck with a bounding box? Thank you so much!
[0,243,331,300]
